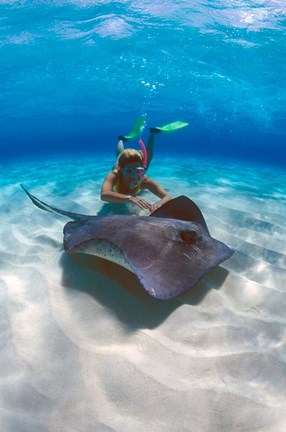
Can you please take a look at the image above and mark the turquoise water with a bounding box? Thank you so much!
[0,0,286,166]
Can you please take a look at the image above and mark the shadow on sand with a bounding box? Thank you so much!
[60,252,230,330]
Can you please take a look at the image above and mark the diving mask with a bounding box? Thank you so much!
[121,166,145,178]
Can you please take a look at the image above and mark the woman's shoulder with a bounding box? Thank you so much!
[142,175,155,185]
[141,175,165,193]
[105,170,118,180]
[139,175,153,190]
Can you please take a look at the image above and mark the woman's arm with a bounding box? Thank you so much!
[101,172,128,203]
[143,177,172,211]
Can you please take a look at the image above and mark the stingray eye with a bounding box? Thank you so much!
[180,230,201,243]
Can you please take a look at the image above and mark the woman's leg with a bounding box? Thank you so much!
[116,139,125,157]
[146,129,160,169]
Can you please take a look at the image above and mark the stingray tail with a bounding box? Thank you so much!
[21,184,90,221]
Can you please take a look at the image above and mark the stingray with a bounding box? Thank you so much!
[21,185,234,300]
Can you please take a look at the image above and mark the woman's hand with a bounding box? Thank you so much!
[150,201,163,212]
[129,196,152,210]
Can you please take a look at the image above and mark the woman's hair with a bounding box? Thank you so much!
[117,149,143,168]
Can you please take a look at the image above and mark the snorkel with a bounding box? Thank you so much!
[138,139,147,169]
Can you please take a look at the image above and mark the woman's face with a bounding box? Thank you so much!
[122,162,145,179]
[121,162,145,189]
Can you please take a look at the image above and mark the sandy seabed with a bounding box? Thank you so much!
[1,155,286,432]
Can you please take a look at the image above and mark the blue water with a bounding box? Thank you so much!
[1,4,286,428]
[1,0,286,166]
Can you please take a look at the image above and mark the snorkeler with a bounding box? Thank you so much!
[100,119,188,212]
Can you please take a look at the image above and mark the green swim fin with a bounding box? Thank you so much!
[152,120,189,133]
[119,116,146,142]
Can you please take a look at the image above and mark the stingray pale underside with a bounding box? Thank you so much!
[22,185,234,299]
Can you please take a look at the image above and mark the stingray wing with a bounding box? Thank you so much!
[132,236,233,299]
[112,221,232,299]
[150,196,210,234]
[64,216,233,300]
